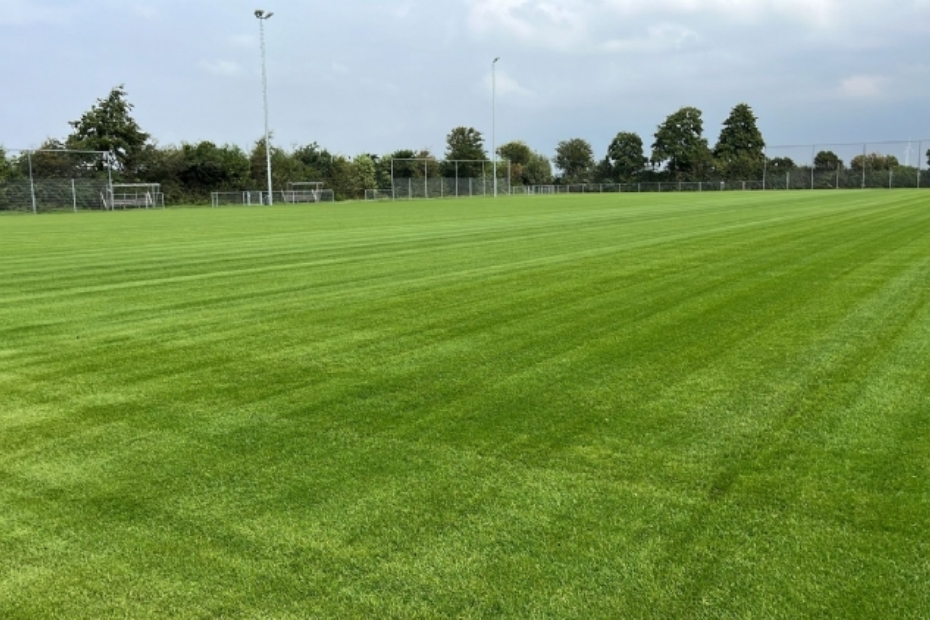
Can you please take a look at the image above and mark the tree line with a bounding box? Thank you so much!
[2,86,928,203]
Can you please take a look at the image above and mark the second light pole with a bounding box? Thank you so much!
[492,57,499,198]
[255,9,274,205]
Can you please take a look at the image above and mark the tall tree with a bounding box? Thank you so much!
[293,142,336,181]
[607,132,648,183]
[713,103,765,179]
[814,150,843,170]
[385,149,422,179]
[0,146,17,181]
[498,141,532,185]
[524,151,553,185]
[851,153,899,171]
[348,154,377,197]
[443,127,487,177]
[66,85,151,179]
[767,157,795,171]
[176,141,251,196]
[553,138,594,184]
[652,106,712,181]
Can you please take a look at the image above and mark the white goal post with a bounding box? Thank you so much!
[282,181,328,204]
[105,183,165,210]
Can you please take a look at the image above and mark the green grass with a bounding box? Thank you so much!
[1,191,929,618]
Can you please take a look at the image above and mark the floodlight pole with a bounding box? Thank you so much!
[255,9,274,205]
[492,57,499,198]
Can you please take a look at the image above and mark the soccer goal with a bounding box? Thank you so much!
[364,189,394,201]
[526,185,556,195]
[105,183,165,210]
[281,181,332,204]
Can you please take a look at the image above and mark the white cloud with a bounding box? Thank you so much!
[486,70,535,98]
[839,75,890,99]
[199,60,243,77]
[600,23,700,53]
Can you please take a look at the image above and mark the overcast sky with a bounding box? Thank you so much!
[3,0,930,163]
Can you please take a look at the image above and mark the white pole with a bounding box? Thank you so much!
[27,152,37,215]
[256,10,274,205]
[492,57,499,198]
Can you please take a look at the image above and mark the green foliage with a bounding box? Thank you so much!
[66,85,151,179]
[851,153,899,171]
[383,149,419,179]
[0,146,14,181]
[713,103,765,180]
[498,141,533,185]
[444,127,487,177]
[349,154,377,198]
[607,132,648,183]
[651,106,713,181]
[768,157,796,171]
[497,141,532,166]
[180,142,249,193]
[523,151,553,185]
[292,142,336,181]
[553,138,594,184]
[814,150,843,170]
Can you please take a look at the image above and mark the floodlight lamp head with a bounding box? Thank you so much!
[255,9,263,17]
[493,57,500,64]
[266,11,274,18]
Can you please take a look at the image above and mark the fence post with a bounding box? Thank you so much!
[861,144,867,189]
[27,152,37,214]
[811,144,817,189]
[762,147,767,190]
[919,141,923,189]
[72,179,77,212]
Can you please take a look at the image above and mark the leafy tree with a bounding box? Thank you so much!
[814,150,843,170]
[523,151,553,185]
[66,85,151,178]
[651,106,712,181]
[24,138,98,178]
[851,153,899,171]
[349,154,377,197]
[249,136,311,190]
[0,146,14,181]
[713,103,765,179]
[293,142,336,181]
[927,148,930,168]
[498,141,533,185]
[497,141,532,166]
[767,157,796,171]
[443,127,487,177]
[607,132,647,183]
[384,149,420,179]
[176,141,250,196]
[553,138,594,184]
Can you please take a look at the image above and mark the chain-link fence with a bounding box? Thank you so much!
[0,149,113,213]
[763,141,926,190]
[387,176,513,200]
[373,142,927,201]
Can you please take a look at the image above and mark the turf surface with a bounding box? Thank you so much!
[1,191,929,617]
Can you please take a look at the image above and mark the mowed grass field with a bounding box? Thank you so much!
[1,191,929,618]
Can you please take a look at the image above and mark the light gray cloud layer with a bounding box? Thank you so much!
[2,0,929,158]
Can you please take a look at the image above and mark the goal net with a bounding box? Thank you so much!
[281,181,332,204]
[106,183,165,210]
